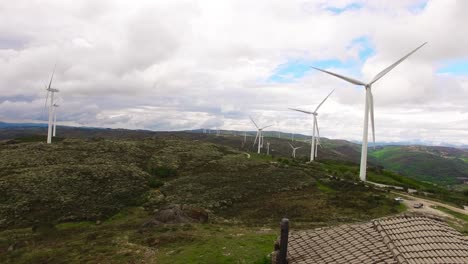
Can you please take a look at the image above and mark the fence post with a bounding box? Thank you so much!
[277,218,289,264]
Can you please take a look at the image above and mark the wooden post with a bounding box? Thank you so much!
[277,218,289,264]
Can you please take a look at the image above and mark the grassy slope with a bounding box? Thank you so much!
[0,207,278,264]
[0,134,408,263]
[431,206,468,235]
[370,146,468,185]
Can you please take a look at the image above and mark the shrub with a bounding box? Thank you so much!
[149,166,177,178]
[148,177,164,188]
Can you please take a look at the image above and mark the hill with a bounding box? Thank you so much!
[0,131,412,263]
[370,146,468,185]
[0,127,467,263]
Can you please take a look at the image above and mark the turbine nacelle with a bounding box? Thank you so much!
[47,88,59,93]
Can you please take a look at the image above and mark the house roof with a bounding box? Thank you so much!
[282,215,468,264]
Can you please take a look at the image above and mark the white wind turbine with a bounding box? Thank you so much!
[52,102,59,137]
[44,65,59,144]
[289,89,334,162]
[288,143,302,158]
[250,116,273,154]
[312,42,427,181]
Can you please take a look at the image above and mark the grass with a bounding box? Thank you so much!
[0,207,277,264]
[431,206,468,235]
[2,133,462,263]
[151,225,276,264]
[369,146,468,186]
[431,206,468,222]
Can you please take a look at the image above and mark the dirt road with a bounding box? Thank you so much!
[393,192,467,218]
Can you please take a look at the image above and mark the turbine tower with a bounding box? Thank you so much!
[250,116,272,154]
[45,65,59,144]
[288,143,302,158]
[289,89,334,162]
[312,42,427,181]
[52,103,59,137]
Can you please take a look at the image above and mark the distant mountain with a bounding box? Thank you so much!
[0,121,48,128]
[369,145,468,185]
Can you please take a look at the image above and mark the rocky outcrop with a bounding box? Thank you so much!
[142,204,208,227]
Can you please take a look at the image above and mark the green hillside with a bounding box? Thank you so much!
[0,133,405,263]
[0,128,466,263]
[370,146,468,185]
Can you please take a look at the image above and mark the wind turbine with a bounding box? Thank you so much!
[288,143,302,158]
[52,103,59,137]
[266,142,270,155]
[289,89,334,162]
[45,65,59,144]
[312,42,427,181]
[250,116,273,154]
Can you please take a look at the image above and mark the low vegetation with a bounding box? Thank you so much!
[370,146,468,186]
[0,129,466,263]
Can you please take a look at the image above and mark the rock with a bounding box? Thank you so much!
[95,220,101,225]
[142,204,208,227]
[8,242,17,252]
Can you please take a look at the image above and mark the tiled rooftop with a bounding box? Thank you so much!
[276,215,468,264]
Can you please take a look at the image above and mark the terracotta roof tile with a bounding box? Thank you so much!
[279,215,468,264]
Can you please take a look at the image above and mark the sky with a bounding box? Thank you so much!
[1,0,468,145]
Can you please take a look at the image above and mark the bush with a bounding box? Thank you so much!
[149,166,177,178]
[148,177,164,188]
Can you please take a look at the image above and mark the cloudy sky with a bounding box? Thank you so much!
[1,0,468,145]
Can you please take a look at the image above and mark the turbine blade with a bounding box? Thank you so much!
[311,67,366,86]
[47,63,56,90]
[253,131,259,146]
[249,116,259,129]
[44,90,50,109]
[288,143,294,149]
[261,125,273,130]
[288,108,313,115]
[370,42,427,85]
[296,147,302,150]
[368,90,376,148]
[314,116,321,139]
[314,89,335,113]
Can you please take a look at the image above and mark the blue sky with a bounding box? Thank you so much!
[323,3,363,14]
[269,37,374,83]
[437,60,468,75]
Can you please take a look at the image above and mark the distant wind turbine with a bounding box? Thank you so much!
[289,89,334,162]
[250,116,273,154]
[312,42,427,181]
[288,143,302,158]
[44,65,59,144]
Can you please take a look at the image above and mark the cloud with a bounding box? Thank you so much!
[1,0,468,145]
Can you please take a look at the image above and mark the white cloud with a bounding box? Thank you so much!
[1,0,468,145]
